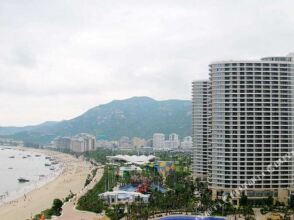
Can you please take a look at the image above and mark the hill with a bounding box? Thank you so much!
[1,97,192,144]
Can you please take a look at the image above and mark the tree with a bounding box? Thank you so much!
[289,195,294,208]
[240,205,255,220]
[52,198,63,216]
[265,196,274,207]
[240,192,248,207]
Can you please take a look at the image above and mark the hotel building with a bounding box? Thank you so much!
[193,53,294,204]
[192,80,210,179]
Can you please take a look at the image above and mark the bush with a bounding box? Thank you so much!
[77,166,117,213]
[52,198,63,216]
[33,198,63,219]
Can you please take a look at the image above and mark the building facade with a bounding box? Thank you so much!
[52,136,71,150]
[193,53,294,204]
[70,138,86,153]
[75,133,96,151]
[153,133,165,149]
[165,133,180,149]
[180,136,193,149]
[192,80,210,179]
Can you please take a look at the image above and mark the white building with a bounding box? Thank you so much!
[75,133,96,151]
[119,165,142,177]
[70,137,86,153]
[107,155,156,166]
[192,80,210,179]
[165,133,180,149]
[52,136,71,150]
[99,191,150,204]
[180,136,193,149]
[193,53,294,204]
[69,133,96,153]
[152,133,165,149]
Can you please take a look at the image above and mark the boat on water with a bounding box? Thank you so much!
[50,167,55,171]
[51,161,59,165]
[35,154,41,157]
[45,163,51,166]
[8,167,13,170]
[18,178,30,183]
[9,156,15,159]
[22,156,27,159]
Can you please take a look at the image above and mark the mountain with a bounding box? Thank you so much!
[0,121,58,135]
[1,97,192,144]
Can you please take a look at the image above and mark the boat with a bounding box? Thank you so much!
[9,156,15,159]
[35,155,41,157]
[51,161,59,165]
[8,167,13,170]
[22,156,27,159]
[50,167,55,171]
[45,163,51,167]
[18,178,30,183]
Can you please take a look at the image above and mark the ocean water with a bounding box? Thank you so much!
[0,146,63,204]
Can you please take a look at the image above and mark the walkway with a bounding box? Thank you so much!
[56,166,108,220]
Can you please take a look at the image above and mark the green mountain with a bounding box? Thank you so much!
[1,97,192,144]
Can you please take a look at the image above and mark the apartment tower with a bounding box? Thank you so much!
[193,53,294,204]
[192,80,210,179]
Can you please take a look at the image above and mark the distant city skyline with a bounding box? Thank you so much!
[1,1,294,125]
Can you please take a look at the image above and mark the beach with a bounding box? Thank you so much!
[0,148,93,220]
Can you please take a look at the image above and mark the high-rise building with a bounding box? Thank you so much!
[52,136,71,150]
[180,136,193,149]
[153,133,165,149]
[193,53,294,204]
[192,80,210,179]
[165,133,180,149]
[70,137,86,153]
[74,133,96,151]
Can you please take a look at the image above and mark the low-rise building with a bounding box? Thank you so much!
[118,136,131,149]
[131,137,146,149]
[99,191,150,204]
[95,140,115,148]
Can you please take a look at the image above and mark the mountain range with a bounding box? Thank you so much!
[0,97,192,144]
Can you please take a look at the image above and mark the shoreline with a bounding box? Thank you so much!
[0,147,64,206]
[0,147,93,220]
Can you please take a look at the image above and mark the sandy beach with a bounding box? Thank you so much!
[0,148,93,220]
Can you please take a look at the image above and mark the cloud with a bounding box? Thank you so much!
[0,0,294,125]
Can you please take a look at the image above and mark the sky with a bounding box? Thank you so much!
[1,0,294,126]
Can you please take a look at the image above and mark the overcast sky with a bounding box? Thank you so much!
[1,0,294,126]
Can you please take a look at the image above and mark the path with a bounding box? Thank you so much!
[56,166,107,220]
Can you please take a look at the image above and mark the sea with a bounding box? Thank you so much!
[0,146,63,205]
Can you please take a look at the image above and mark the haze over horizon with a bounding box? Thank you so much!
[1,0,294,126]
